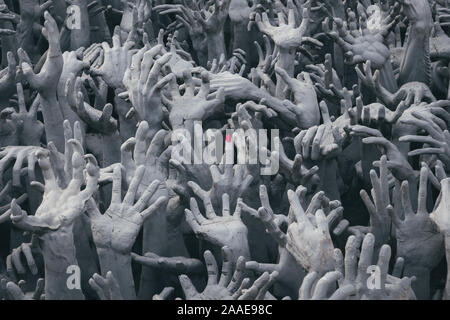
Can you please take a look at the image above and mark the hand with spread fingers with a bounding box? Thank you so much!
[89,26,136,90]
[399,109,450,168]
[5,278,44,300]
[88,271,123,300]
[243,185,306,299]
[10,143,98,299]
[285,189,335,276]
[298,270,355,300]
[0,0,448,302]
[253,4,312,50]
[334,233,416,300]
[185,190,250,261]
[178,247,278,300]
[122,43,173,129]
[163,70,225,130]
[389,165,444,299]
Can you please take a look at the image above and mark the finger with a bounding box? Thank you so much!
[178,274,198,300]
[287,189,309,225]
[400,180,413,218]
[315,209,329,234]
[147,53,172,85]
[11,248,25,274]
[377,244,391,288]
[302,126,318,159]
[133,179,160,212]
[16,83,27,113]
[360,189,376,217]
[36,150,57,190]
[334,249,344,283]
[79,156,99,202]
[123,166,145,205]
[299,271,317,300]
[27,152,37,183]
[138,196,167,221]
[369,169,384,214]
[110,165,122,204]
[189,197,207,224]
[204,250,219,286]
[312,271,343,300]
[319,101,331,124]
[257,207,287,247]
[73,121,84,148]
[306,191,325,216]
[357,233,375,282]
[89,277,106,300]
[259,184,273,214]
[184,209,201,234]
[255,271,278,300]
[218,246,233,287]
[232,278,251,299]
[311,125,325,161]
[32,278,45,300]
[392,257,404,278]
[228,256,246,293]
[153,287,175,300]
[344,235,359,283]
[417,166,428,214]
[387,205,401,229]
[182,69,195,95]
[188,181,216,219]
[6,282,25,300]
[12,151,25,188]
[329,284,356,300]
[6,254,17,282]
[21,243,38,275]
[66,145,85,193]
[238,272,270,300]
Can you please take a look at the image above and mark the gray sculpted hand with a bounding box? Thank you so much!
[87,165,166,254]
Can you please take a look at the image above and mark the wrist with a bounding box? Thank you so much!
[40,228,78,273]
[275,48,295,98]
[402,264,430,278]
[96,247,118,274]
[206,31,226,62]
[166,225,189,255]
[402,264,431,299]
[277,48,296,76]
[232,21,249,41]
[247,85,269,102]
[250,90,297,127]
[48,51,62,59]
[444,236,450,299]
[40,228,85,300]
[97,247,136,299]
[377,61,398,93]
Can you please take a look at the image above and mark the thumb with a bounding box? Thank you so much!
[21,62,38,88]
[6,282,26,300]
